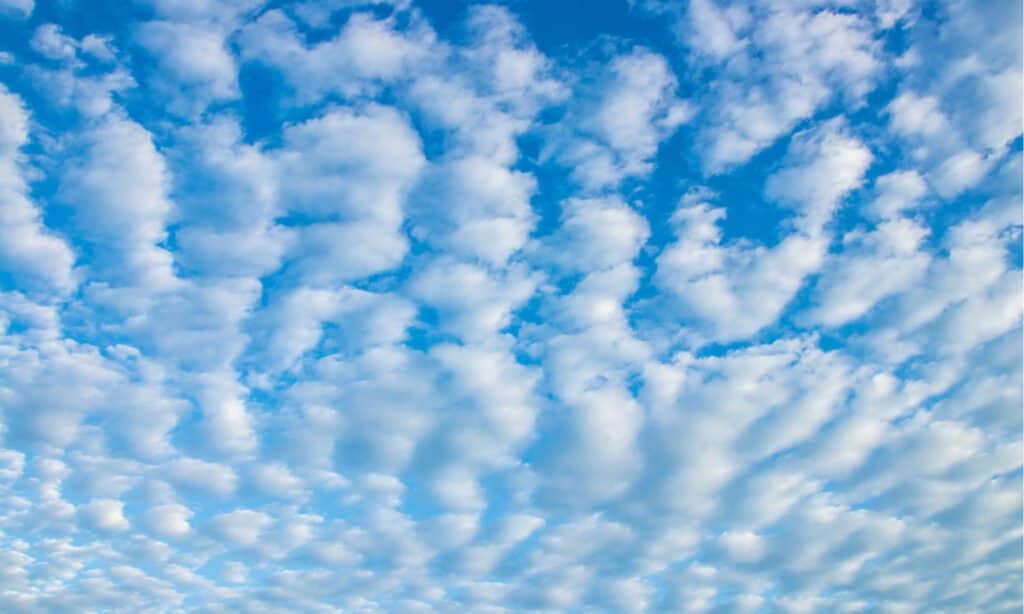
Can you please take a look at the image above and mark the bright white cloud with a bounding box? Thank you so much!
[657,121,872,341]
[142,503,193,538]
[0,87,75,294]
[645,1,882,172]
[240,8,432,102]
[276,104,425,285]
[80,498,130,533]
[58,115,176,289]
[209,509,273,546]
[136,20,239,115]
[551,47,691,190]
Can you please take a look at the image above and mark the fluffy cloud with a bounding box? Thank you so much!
[209,509,273,547]
[0,0,32,19]
[644,0,881,172]
[0,87,75,294]
[550,48,692,190]
[275,104,425,285]
[239,8,432,102]
[142,503,193,538]
[656,120,872,341]
[0,1,1018,612]
[135,20,239,115]
[79,499,130,533]
[57,114,176,289]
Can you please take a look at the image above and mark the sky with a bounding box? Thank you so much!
[0,0,1021,612]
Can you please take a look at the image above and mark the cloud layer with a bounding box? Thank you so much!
[0,0,1020,612]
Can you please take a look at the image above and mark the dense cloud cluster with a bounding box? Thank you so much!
[0,0,1020,612]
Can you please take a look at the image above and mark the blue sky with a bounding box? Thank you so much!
[0,0,1021,611]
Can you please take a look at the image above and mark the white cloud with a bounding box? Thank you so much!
[276,104,425,285]
[279,104,423,222]
[246,463,304,499]
[143,504,193,538]
[868,170,929,219]
[718,530,765,564]
[27,62,135,118]
[136,20,239,114]
[887,91,951,140]
[0,87,76,293]
[681,0,747,59]
[142,0,265,22]
[764,119,873,225]
[805,218,931,328]
[0,0,32,19]
[31,24,77,61]
[79,499,130,533]
[58,115,177,289]
[169,117,290,278]
[552,48,691,190]
[192,373,258,455]
[209,510,274,546]
[542,196,650,273]
[410,156,537,267]
[221,561,247,584]
[79,34,116,62]
[408,259,537,341]
[657,121,872,341]
[929,149,994,199]
[660,3,882,171]
[240,9,432,102]
[163,458,238,496]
